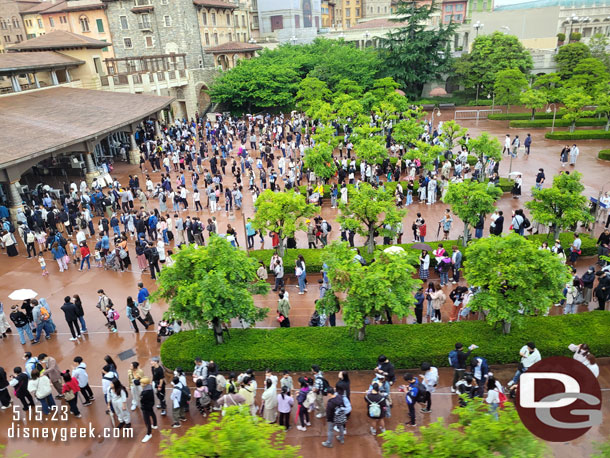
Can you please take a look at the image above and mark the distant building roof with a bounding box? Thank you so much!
[17,0,47,13]
[7,31,111,51]
[206,41,263,53]
[349,18,407,29]
[494,0,598,9]
[0,51,84,73]
[0,87,173,169]
[41,0,105,13]
[193,0,237,9]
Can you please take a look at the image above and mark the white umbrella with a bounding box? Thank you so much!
[8,289,38,301]
[383,246,405,254]
[508,171,522,177]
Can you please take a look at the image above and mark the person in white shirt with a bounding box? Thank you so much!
[419,362,438,413]
[502,134,511,155]
[569,144,579,165]
[507,342,541,387]
[585,354,599,378]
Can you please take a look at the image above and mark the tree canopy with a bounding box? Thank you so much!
[380,0,457,98]
[160,406,300,458]
[338,182,406,254]
[555,42,592,80]
[494,68,528,113]
[525,171,594,239]
[463,234,570,334]
[320,242,421,340]
[152,237,269,343]
[453,32,533,97]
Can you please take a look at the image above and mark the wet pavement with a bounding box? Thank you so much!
[0,108,609,456]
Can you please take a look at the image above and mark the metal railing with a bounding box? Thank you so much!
[454,109,503,121]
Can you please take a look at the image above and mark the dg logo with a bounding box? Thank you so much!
[515,356,602,441]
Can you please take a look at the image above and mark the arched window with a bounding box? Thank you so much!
[80,15,90,32]
[12,16,19,28]
[0,18,6,30]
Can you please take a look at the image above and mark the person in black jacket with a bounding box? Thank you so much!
[10,305,35,345]
[60,296,81,341]
[581,266,596,306]
[491,211,504,236]
[150,357,166,416]
[10,367,34,411]
[139,377,157,443]
[144,243,160,280]
[450,342,477,392]
[322,387,344,448]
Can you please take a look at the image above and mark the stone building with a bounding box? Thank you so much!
[0,0,32,51]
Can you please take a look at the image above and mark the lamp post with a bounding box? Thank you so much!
[364,30,370,48]
[431,107,441,129]
[290,36,297,46]
[488,92,495,112]
[546,103,557,133]
[567,14,579,39]
[473,20,484,37]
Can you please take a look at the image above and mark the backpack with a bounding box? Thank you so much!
[448,350,459,368]
[40,307,50,321]
[7,221,15,233]
[112,310,120,320]
[119,249,128,259]
[333,405,347,425]
[130,306,140,319]
[415,382,427,403]
[523,217,531,229]
[326,222,332,232]
[498,390,508,408]
[320,377,331,395]
[215,373,227,389]
[180,384,191,407]
[366,395,382,418]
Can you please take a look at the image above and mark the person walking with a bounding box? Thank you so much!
[295,256,307,294]
[139,377,158,442]
[128,361,144,411]
[272,260,284,292]
[60,296,81,341]
[61,370,82,418]
[126,297,149,333]
[277,386,294,430]
[138,282,154,326]
[321,387,345,448]
[502,134,511,155]
[569,144,579,165]
[27,369,56,415]
[31,300,52,344]
[72,356,94,406]
[151,357,166,416]
[524,133,532,155]
[108,379,131,428]
[365,383,387,436]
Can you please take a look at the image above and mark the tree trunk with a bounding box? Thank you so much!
[212,317,224,344]
[462,223,470,247]
[553,224,561,242]
[278,237,286,257]
[605,119,609,132]
[506,104,510,114]
[366,228,376,254]
[357,325,366,341]
[531,108,536,121]
[570,122,576,133]
[502,320,512,334]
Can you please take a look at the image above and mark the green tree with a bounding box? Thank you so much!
[519,89,548,120]
[463,233,570,334]
[381,398,548,457]
[352,124,388,165]
[533,72,562,103]
[589,33,610,71]
[338,182,406,254]
[380,0,457,98]
[443,181,502,246]
[494,68,528,113]
[303,143,337,183]
[525,171,594,240]
[392,111,426,146]
[439,120,467,150]
[564,57,610,96]
[295,76,331,113]
[559,88,594,132]
[406,141,444,172]
[453,32,533,99]
[251,189,317,257]
[467,132,502,181]
[334,78,364,97]
[160,406,300,457]
[555,42,591,80]
[321,242,421,340]
[595,90,610,131]
[152,237,269,344]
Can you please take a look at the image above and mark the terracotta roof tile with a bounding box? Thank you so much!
[206,41,262,53]
[7,30,111,50]
[0,51,84,72]
[193,0,237,9]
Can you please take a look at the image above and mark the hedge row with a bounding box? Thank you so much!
[509,118,607,128]
[545,130,610,140]
[250,232,597,274]
[599,149,610,161]
[160,312,610,372]
[489,112,564,121]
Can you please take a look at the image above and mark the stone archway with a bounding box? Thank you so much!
[195,82,211,114]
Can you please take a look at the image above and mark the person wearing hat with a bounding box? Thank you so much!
[582,267,596,306]
[139,376,158,443]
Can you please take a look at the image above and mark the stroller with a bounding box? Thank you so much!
[157,320,175,342]
[104,251,121,272]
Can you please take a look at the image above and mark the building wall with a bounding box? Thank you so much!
[334,0,362,28]
[61,47,106,88]
[0,0,28,51]
[22,12,45,39]
[66,7,115,58]
[257,0,321,36]
[361,0,388,21]
[195,5,250,49]
[105,0,204,69]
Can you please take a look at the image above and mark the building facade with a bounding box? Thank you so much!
[334,0,362,28]
[257,0,321,42]
[0,0,33,51]
[194,0,250,49]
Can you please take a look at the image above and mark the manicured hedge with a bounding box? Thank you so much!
[545,130,610,140]
[509,118,607,128]
[599,149,610,161]
[249,232,597,274]
[489,112,564,121]
[160,312,610,372]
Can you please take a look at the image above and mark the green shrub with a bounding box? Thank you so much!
[557,32,566,42]
[498,177,514,192]
[466,155,478,166]
[527,232,597,257]
[599,149,610,161]
[466,100,494,106]
[509,118,607,128]
[545,130,610,140]
[488,111,566,121]
[160,312,610,372]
